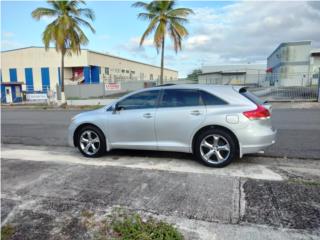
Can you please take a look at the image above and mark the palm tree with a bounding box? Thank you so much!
[133,0,193,84]
[32,0,95,94]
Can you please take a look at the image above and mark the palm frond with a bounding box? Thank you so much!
[74,16,95,33]
[77,8,95,20]
[31,7,58,20]
[154,20,166,52]
[132,1,149,9]
[138,12,156,20]
[167,8,194,17]
[139,16,159,46]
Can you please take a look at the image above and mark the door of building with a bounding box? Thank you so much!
[5,86,12,103]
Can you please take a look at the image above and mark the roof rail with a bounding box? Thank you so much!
[155,83,176,87]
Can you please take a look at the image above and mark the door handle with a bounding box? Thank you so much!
[190,110,201,116]
[143,113,152,118]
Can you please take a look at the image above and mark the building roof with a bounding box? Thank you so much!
[1,46,178,73]
[201,64,266,74]
[310,48,320,57]
[267,40,312,60]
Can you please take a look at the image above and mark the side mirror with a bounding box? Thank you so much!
[112,103,124,114]
[112,104,118,114]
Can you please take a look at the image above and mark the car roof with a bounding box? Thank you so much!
[151,84,242,91]
[114,84,251,106]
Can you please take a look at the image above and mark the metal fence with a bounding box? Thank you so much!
[198,71,319,102]
[4,70,319,104]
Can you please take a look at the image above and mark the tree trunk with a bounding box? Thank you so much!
[160,37,165,85]
[61,51,65,92]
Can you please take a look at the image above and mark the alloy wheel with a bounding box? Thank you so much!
[200,134,231,164]
[79,130,100,156]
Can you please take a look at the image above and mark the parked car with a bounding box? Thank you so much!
[68,84,276,167]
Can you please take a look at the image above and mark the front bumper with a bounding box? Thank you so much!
[68,123,77,147]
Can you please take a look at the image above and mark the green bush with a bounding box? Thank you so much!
[1,224,15,240]
[110,213,184,240]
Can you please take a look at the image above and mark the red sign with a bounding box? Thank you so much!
[105,83,121,91]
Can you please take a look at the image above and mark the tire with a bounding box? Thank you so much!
[194,128,237,167]
[77,125,106,158]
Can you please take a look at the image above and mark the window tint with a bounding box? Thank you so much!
[240,89,264,105]
[160,89,201,108]
[200,91,227,105]
[117,90,159,110]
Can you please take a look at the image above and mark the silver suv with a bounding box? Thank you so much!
[68,84,276,167]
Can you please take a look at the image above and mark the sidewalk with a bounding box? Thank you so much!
[2,144,320,239]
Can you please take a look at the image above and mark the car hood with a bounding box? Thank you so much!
[73,107,105,120]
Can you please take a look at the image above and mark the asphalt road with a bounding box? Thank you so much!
[1,108,320,159]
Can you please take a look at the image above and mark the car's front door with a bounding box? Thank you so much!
[155,89,206,152]
[107,89,160,150]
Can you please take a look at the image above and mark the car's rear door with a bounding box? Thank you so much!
[155,89,206,152]
[107,89,160,150]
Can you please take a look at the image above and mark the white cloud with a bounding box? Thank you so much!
[2,32,14,38]
[116,1,320,77]
[186,1,320,64]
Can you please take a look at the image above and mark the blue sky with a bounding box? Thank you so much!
[2,1,320,77]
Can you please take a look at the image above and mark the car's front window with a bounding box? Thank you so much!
[159,89,202,108]
[117,90,160,110]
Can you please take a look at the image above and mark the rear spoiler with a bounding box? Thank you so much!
[232,86,246,93]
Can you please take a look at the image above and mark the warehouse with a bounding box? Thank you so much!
[0,46,178,103]
[198,64,266,87]
[266,41,320,86]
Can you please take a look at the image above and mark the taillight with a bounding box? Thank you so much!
[243,105,270,120]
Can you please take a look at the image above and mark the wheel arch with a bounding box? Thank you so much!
[73,123,107,148]
[191,125,240,157]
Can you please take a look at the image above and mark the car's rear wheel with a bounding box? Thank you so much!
[77,125,106,157]
[194,128,237,167]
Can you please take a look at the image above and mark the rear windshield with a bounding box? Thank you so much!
[239,89,264,105]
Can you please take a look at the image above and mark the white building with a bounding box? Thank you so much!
[198,64,266,86]
[266,41,320,86]
[1,47,178,103]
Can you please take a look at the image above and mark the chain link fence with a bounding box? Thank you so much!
[198,71,319,102]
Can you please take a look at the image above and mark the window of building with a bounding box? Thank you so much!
[117,90,160,110]
[150,74,153,80]
[122,69,125,73]
[105,67,109,75]
[160,89,201,108]
[126,70,129,73]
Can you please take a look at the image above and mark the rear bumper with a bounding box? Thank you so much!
[240,128,277,157]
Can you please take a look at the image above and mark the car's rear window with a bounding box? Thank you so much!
[239,88,264,105]
[200,91,227,105]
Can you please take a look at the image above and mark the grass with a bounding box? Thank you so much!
[110,213,183,240]
[80,208,184,240]
[1,224,15,240]
[288,179,320,187]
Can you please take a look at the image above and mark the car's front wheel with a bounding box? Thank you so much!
[77,125,106,157]
[194,128,237,167]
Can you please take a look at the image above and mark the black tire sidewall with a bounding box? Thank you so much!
[77,125,106,158]
[194,128,237,167]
